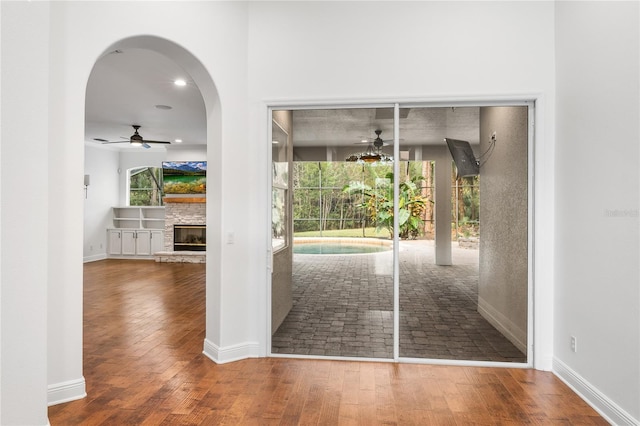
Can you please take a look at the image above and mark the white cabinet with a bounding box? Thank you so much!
[121,230,138,255]
[109,229,164,258]
[135,230,151,256]
[108,229,123,255]
[108,207,165,259]
[150,230,164,254]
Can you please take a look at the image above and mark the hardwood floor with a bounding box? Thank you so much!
[48,259,606,425]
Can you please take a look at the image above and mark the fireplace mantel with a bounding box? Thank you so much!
[163,197,206,204]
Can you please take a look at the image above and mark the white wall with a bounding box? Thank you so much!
[554,2,639,424]
[1,2,50,424]
[84,145,119,262]
[49,0,249,399]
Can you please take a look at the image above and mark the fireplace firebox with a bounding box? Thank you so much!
[174,225,206,251]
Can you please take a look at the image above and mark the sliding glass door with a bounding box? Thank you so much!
[271,107,395,358]
[270,103,531,365]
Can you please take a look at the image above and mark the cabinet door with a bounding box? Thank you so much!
[136,230,151,255]
[108,230,122,255]
[121,230,137,255]
[150,230,164,254]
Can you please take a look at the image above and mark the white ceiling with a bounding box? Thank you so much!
[85,48,206,150]
[85,48,480,151]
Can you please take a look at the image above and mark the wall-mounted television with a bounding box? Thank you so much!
[445,138,479,178]
[162,161,207,194]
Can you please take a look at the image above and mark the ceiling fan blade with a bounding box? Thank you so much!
[142,140,171,144]
[101,140,129,144]
[142,143,151,149]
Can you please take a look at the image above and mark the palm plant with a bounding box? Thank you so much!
[343,172,429,239]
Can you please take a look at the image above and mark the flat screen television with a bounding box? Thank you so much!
[162,161,207,194]
[445,138,479,178]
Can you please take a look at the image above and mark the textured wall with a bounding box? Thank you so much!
[478,106,529,353]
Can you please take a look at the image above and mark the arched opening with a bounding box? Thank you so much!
[82,35,223,384]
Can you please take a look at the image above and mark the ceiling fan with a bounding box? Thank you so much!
[355,129,402,146]
[96,125,171,149]
[346,130,394,163]
[356,129,393,148]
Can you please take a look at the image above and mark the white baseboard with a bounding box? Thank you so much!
[48,377,86,406]
[203,338,260,364]
[478,296,527,354]
[83,253,107,263]
[553,358,639,426]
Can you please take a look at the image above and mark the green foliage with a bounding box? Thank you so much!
[130,167,163,206]
[344,172,430,240]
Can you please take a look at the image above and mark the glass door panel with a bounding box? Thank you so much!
[397,106,528,363]
[271,107,395,359]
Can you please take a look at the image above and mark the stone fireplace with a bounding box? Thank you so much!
[155,197,206,263]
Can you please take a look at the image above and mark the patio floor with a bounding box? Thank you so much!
[272,239,527,363]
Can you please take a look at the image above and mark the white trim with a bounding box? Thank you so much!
[526,100,536,365]
[83,253,107,263]
[478,296,528,354]
[47,377,86,406]
[553,358,639,426]
[203,338,260,364]
[270,352,528,370]
[392,103,400,361]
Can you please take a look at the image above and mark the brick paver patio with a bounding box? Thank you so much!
[272,240,526,363]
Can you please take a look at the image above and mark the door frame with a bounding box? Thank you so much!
[265,95,549,370]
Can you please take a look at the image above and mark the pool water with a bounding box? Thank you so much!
[293,243,390,255]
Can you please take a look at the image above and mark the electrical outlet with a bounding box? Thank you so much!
[90,245,93,251]
[570,336,577,352]
[100,243,103,249]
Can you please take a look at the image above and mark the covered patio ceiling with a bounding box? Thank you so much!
[290,107,480,149]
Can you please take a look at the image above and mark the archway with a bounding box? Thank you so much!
[82,35,223,374]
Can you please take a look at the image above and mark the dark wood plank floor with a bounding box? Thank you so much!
[48,259,606,425]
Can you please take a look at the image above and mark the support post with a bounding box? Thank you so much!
[434,158,452,265]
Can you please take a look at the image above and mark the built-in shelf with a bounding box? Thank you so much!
[108,207,166,259]
[112,206,165,229]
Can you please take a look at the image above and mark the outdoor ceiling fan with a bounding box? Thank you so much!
[355,129,393,147]
[346,130,394,163]
[96,125,171,149]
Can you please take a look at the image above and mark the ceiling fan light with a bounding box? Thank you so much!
[130,140,142,147]
[361,154,381,163]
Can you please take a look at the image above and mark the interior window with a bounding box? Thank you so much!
[129,167,163,206]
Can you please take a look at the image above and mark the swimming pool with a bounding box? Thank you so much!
[293,238,391,255]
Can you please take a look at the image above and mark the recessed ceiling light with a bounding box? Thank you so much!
[174,139,183,143]
[174,79,187,86]
[155,104,172,110]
